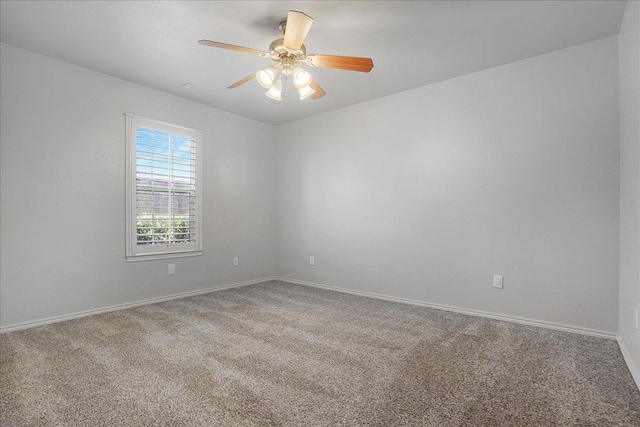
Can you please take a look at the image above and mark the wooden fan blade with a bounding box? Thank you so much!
[306,54,374,73]
[227,73,256,89]
[310,80,325,99]
[198,40,269,57]
[283,10,313,51]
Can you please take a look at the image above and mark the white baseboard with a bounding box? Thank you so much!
[275,276,617,340]
[617,336,640,391]
[0,276,277,334]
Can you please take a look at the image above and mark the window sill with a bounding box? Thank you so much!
[126,250,203,263]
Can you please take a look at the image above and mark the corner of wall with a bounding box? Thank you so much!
[617,0,640,389]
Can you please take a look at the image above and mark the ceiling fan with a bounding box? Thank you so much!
[198,10,374,101]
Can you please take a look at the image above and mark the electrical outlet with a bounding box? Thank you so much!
[309,256,315,266]
[493,274,503,289]
[168,264,175,275]
[233,257,238,266]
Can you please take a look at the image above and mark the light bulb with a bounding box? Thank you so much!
[265,80,282,101]
[292,68,312,88]
[256,67,277,88]
[297,84,315,100]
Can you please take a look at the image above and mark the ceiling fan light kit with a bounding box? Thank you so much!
[198,10,374,102]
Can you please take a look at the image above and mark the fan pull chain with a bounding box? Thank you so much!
[284,73,289,97]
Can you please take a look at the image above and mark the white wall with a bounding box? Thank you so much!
[0,43,277,328]
[618,0,640,381]
[275,36,620,334]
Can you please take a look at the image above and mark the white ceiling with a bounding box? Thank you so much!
[0,1,627,125]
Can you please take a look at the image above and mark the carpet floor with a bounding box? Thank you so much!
[1,280,639,426]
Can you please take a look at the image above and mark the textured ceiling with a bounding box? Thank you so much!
[0,1,627,125]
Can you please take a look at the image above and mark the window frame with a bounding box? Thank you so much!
[125,114,203,262]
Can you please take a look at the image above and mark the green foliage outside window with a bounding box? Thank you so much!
[136,215,192,244]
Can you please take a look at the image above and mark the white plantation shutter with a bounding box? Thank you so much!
[135,127,196,244]
[126,115,203,261]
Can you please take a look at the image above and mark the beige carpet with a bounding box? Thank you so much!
[1,280,639,426]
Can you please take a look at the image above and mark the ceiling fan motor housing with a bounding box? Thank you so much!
[269,38,306,62]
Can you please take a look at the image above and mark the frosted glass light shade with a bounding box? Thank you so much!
[265,80,282,101]
[297,84,315,100]
[292,68,312,88]
[256,67,277,88]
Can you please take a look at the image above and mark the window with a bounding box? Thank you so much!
[125,114,202,261]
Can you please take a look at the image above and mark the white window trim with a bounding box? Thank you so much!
[125,114,203,262]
